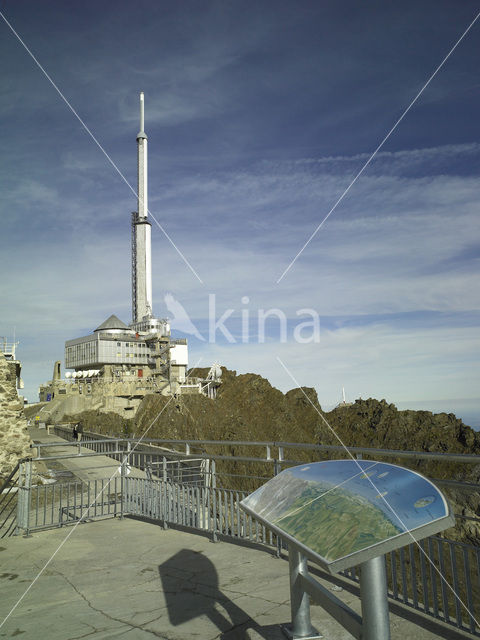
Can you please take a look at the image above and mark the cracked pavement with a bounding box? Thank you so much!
[0,518,468,639]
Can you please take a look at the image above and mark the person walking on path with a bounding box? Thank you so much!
[76,421,84,442]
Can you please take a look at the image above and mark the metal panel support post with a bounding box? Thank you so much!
[282,547,322,639]
[359,555,391,640]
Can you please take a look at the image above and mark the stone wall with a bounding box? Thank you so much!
[0,351,32,481]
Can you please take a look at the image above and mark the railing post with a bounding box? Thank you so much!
[283,546,320,639]
[162,479,169,530]
[15,462,25,536]
[16,460,33,538]
[275,533,282,559]
[119,464,124,520]
[211,459,217,542]
[24,460,32,537]
[276,446,283,475]
[203,458,210,489]
[211,459,216,489]
[360,555,391,640]
[120,448,129,520]
[161,457,169,530]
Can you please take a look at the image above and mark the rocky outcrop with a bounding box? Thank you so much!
[0,351,33,481]
[64,368,480,456]
[61,367,480,543]
[325,397,479,453]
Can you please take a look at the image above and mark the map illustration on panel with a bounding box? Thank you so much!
[240,460,453,571]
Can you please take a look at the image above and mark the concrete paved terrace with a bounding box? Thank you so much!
[0,515,473,640]
[0,427,474,639]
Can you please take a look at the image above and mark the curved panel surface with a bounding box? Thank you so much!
[240,459,454,572]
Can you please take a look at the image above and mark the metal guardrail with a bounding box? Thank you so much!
[145,459,208,486]
[125,476,480,637]
[37,427,480,492]
[0,461,21,538]
[124,476,276,547]
[48,425,209,486]
[32,477,123,530]
[25,429,480,636]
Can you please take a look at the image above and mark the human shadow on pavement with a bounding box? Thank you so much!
[158,548,276,639]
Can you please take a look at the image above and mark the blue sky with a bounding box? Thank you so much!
[1,1,479,427]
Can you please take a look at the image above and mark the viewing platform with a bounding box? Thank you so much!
[0,517,469,639]
[0,427,478,639]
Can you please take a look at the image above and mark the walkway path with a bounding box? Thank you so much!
[0,518,469,640]
[29,426,148,484]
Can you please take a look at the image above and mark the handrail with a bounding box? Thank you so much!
[32,435,480,464]
[30,428,480,493]
[0,459,23,539]
[0,459,22,495]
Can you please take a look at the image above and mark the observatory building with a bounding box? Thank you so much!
[39,94,220,416]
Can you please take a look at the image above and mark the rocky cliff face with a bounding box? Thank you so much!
[69,367,320,444]
[0,351,32,481]
[68,367,480,455]
[323,398,480,544]
[325,398,479,453]
[64,367,480,543]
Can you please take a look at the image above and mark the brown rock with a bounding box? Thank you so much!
[0,351,33,482]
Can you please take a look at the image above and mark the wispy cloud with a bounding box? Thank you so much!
[189,322,480,408]
[1,2,479,417]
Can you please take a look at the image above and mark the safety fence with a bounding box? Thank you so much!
[385,537,480,634]
[124,476,277,546]
[0,461,20,538]
[28,476,123,531]
[52,425,209,486]
[123,475,480,636]
[17,433,480,636]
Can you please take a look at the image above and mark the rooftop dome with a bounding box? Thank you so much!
[94,314,129,332]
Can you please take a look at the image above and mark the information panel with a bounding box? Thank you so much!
[240,460,454,573]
